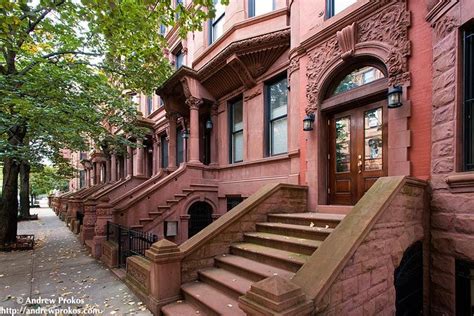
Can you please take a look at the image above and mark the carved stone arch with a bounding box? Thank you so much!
[305,1,411,114]
[183,194,218,215]
[306,41,401,114]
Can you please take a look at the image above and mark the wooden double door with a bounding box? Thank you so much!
[328,100,388,205]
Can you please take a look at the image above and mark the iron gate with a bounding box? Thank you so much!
[106,221,158,268]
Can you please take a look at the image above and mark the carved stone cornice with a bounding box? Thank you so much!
[185,96,203,110]
[288,56,300,76]
[426,0,458,24]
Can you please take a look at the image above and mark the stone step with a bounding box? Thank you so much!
[174,193,188,198]
[166,199,179,205]
[162,300,208,316]
[243,232,321,256]
[138,217,153,224]
[181,281,245,316]
[190,183,218,189]
[214,254,294,282]
[198,267,253,299]
[148,211,163,216]
[267,212,344,228]
[230,243,308,273]
[157,205,171,210]
[256,222,333,241]
[315,205,353,214]
[130,225,143,230]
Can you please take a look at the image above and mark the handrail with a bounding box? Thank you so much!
[112,164,188,212]
[101,168,172,208]
[179,183,307,257]
[292,176,427,304]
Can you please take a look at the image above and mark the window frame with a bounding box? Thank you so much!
[209,0,225,44]
[265,74,288,157]
[176,127,185,166]
[160,134,169,169]
[463,24,474,171]
[229,97,244,163]
[146,96,153,115]
[248,0,275,18]
[326,0,357,19]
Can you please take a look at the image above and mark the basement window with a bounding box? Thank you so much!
[455,260,474,315]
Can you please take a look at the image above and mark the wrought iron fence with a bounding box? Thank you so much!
[106,221,158,268]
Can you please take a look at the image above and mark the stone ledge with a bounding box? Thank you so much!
[445,172,474,193]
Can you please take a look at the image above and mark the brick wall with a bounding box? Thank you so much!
[315,183,428,315]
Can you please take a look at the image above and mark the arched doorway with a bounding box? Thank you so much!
[394,241,423,316]
[321,61,389,205]
[188,201,213,238]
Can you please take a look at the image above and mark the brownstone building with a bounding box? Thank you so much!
[52,0,474,314]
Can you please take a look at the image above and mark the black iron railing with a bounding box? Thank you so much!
[106,221,158,268]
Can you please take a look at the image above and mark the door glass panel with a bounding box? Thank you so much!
[335,116,351,173]
[364,108,383,170]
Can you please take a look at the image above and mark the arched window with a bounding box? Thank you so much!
[332,66,385,96]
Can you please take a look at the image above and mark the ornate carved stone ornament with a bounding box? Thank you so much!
[185,96,204,110]
[337,22,357,60]
[227,55,256,88]
[288,56,300,75]
[305,2,411,114]
[433,15,458,40]
[211,102,219,116]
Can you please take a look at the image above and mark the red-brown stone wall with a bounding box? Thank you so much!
[408,0,432,180]
[316,183,429,315]
[428,1,474,315]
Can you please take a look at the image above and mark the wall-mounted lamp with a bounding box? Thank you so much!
[182,129,190,139]
[205,118,213,130]
[388,86,403,108]
[303,113,315,131]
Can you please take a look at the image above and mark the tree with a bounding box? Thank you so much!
[30,165,69,198]
[0,0,227,245]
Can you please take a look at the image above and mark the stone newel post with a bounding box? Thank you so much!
[145,239,183,314]
[186,96,203,164]
[239,276,314,315]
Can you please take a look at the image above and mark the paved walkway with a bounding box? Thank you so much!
[0,207,152,315]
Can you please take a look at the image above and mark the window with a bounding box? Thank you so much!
[79,170,86,188]
[160,134,169,168]
[146,96,153,115]
[332,66,385,96]
[209,0,225,44]
[455,260,474,315]
[79,151,87,160]
[326,0,357,18]
[160,24,166,35]
[176,127,185,165]
[130,93,140,105]
[226,196,244,211]
[229,99,243,163]
[249,0,274,17]
[175,0,183,20]
[464,24,474,171]
[159,97,164,107]
[266,76,288,156]
[174,49,184,69]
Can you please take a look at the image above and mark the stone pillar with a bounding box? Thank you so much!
[186,97,203,164]
[179,214,190,244]
[145,240,183,314]
[210,103,219,165]
[127,146,133,177]
[152,138,160,175]
[136,138,145,176]
[168,115,177,170]
[92,206,113,258]
[106,158,111,182]
[110,154,117,182]
[239,276,314,315]
[80,201,97,244]
[85,169,90,187]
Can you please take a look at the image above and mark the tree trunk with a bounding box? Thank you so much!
[0,157,20,245]
[19,161,31,219]
[0,124,27,245]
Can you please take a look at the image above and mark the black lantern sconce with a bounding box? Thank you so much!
[388,86,403,108]
[303,113,315,131]
[182,129,190,139]
[205,118,213,130]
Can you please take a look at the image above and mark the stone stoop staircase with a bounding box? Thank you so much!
[130,183,218,231]
[161,211,346,315]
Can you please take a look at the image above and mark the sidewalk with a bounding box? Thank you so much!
[0,207,152,315]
